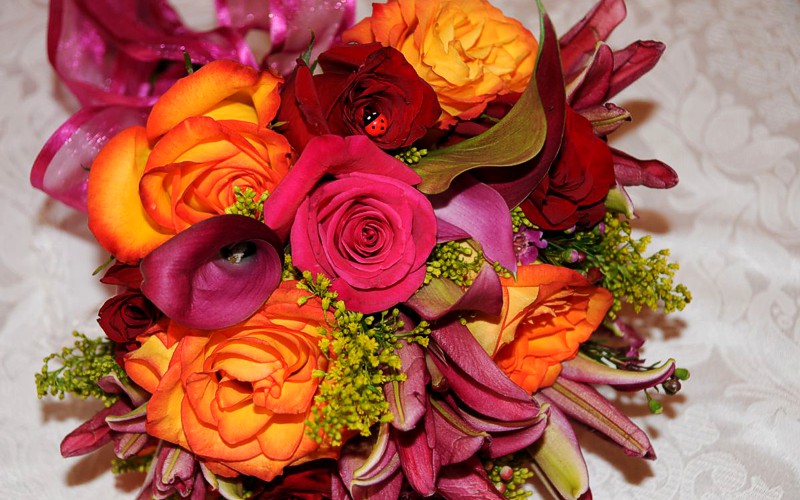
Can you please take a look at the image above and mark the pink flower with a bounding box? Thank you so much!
[274,135,436,313]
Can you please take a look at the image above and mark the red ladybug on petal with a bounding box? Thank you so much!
[363,110,388,137]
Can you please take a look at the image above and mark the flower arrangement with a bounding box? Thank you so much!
[32,0,691,498]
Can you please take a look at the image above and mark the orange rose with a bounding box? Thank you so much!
[344,0,537,125]
[466,264,612,393]
[124,281,336,481]
[88,60,291,264]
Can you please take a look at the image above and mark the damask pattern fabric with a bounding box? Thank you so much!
[0,0,798,497]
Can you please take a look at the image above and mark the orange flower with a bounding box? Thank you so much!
[466,264,612,394]
[88,60,291,264]
[344,0,537,125]
[124,281,337,481]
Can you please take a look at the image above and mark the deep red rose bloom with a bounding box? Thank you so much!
[520,108,615,230]
[98,291,160,345]
[277,43,440,152]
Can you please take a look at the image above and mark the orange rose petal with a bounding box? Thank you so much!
[255,412,306,461]
[147,60,264,140]
[87,126,171,263]
[123,335,176,393]
[261,362,319,414]
[146,361,189,448]
[214,400,271,447]
[181,394,262,462]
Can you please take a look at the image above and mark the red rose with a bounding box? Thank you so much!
[277,43,440,152]
[520,107,615,230]
[97,291,160,345]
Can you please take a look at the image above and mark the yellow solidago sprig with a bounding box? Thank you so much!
[35,331,128,407]
[425,240,485,287]
[484,453,535,499]
[296,271,426,446]
[540,213,692,318]
[224,186,269,221]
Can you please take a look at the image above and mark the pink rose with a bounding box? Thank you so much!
[276,136,436,313]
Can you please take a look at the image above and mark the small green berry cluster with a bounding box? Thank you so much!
[35,332,127,407]
[394,147,428,165]
[510,206,536,233]
[424,240,484,287]
[484,453,534,499]
[224,186,268,221]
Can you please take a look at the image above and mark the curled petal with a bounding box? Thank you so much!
[560,354,676,391]
[569,43,614,110]
[338,425,403,500]
[577,103,631,136]
[559,0,627,78]
[431,177,516,272]
[436,457,505,500]
[140,214,283,330]
[60,400,130,457]
[608,40,666,100]
[612,148,679,188]
[385,341,429,431]
[430,322,539,422]
[528,401,590,500]
[540,379,655,458]
[407,262,502,321]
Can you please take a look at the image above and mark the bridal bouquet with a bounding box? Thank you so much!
[33,0,691,498]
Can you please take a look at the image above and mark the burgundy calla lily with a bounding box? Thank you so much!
[140,214,283,330]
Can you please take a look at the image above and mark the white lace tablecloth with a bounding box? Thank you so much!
[1,0,798,498]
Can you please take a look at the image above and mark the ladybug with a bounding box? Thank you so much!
[363,109,388,137]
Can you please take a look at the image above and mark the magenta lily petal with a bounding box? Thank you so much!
[105,404,147,434]
[477,9,565,208]
[607,40,666,100]
[60,400,129,457]
[529,400,591,500]
[577,103,631,136]
[264,135,419,239]
[541,379,655,458]
[429,398,487,466]
[431,177,516,272]
[97,373,149,407]
[153,443,200,500]
[436,457,505,500]
[430,322,539,422]
[570,43,614,110]
[612,148,679,188]
[140,214,283,330]
[407,262,502,321]
[394,417,437,496]
[560,354,676,391]
[559,0,627,79]
[114,432,152,460]
[385,341,429,431]
[31,106,149,212]
[338,425,403,500]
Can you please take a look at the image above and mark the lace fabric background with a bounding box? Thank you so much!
[1,0,798,497]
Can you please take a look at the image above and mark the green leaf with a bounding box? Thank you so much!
[412,0,551,195]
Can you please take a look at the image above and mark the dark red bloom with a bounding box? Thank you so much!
[277,43,440,152]
[520,108,615,230]
[97,290,160,344]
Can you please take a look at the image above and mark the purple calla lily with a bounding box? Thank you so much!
[140,214,283,330]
